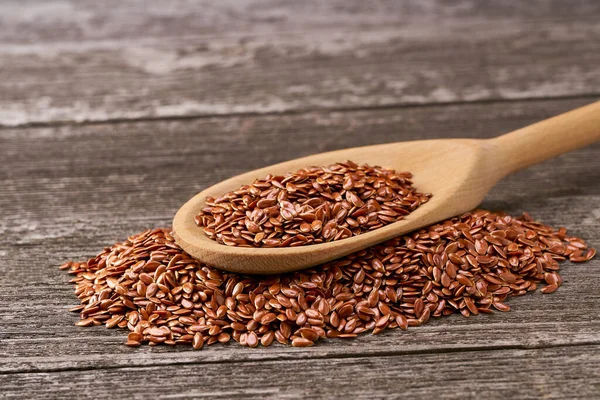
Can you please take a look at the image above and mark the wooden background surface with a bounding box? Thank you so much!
[1,1,599,398]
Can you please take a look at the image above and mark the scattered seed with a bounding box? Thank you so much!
[260,331,275,347]
[75,318,95,327]
[541,284,559,294]
[292,337,314,347]
[62,210,595,350]
[247,332,259,348]
[192,332,204,350]
[493,302,511,312]
[128,332,143,342]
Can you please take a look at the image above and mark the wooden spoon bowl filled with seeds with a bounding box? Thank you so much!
[173,101,600,274]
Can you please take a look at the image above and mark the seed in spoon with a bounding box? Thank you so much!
[195,161,431,248]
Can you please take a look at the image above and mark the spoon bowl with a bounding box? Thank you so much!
[173,101,600,274]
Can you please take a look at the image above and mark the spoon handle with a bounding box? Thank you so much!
[489,100,600,177]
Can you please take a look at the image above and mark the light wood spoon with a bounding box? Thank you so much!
[173,101,600,274]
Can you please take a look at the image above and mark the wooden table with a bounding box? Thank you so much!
[1,1,599,398]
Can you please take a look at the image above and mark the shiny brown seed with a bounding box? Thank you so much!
[499,271,517,284]
[541,284,559,294]
[414,298,424,318]
[69,305,85,312]
[456,274,473,287]
[254,294,266,310]
[440,272,451,288]
[418,307,431,324]
[260,313,277,325]
[218,332,231,343]
[396,314,408,331]
[246,332,259,348]
[75,318,95,327]
[261,331,275,347]
[128,332,143,342]
[475,239,488,255]
[584,248,596,260]
[464,297,478,315]
[298,328,320,342]
[330,312,340,328]
[193,332,204,350]
[148,327,167,337]
[292,337,314,347]
[376,314,390,328]
[106,315,123,328]
[493,302,511,312]
[337,303,354,318]
[368,290,379,308]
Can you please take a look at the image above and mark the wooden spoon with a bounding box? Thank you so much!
[173,101,600,274]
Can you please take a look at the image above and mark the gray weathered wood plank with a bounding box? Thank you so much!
[2,345,599,399]
[4,0,599,44]
[1,98,598,374]
[1,1,599,125]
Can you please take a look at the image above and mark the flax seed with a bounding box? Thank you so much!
[195,161,431,248]
[292,337,314,347]
[62,210,594,350]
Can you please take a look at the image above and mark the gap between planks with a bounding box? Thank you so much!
[2,93,599,131]
[2,339,599,376]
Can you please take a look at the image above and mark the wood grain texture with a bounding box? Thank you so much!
[2,1,600,397]
[1,100,599,390]
[2,346,600,399]
[3,0,600,44]
[1,0,600,125]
